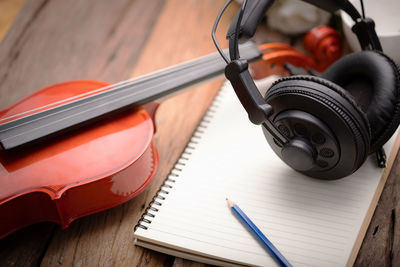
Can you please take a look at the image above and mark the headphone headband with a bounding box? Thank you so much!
[227,0,382,57]
[219,0,383,147]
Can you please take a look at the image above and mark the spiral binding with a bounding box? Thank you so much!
[134,85,227,231]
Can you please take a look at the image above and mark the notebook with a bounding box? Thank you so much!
[134,82,400,267]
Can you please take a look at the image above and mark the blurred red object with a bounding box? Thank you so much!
[304,25,342,69]
[251,26,342,79]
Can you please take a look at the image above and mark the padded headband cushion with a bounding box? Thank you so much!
[322,51,400,152]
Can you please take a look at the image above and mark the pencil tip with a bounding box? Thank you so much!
[226,198,234,208]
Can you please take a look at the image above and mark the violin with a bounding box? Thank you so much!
[0,42,261,238]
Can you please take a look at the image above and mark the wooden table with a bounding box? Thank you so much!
[0,0,398,266]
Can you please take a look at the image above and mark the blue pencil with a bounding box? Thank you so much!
[226,199,292,267]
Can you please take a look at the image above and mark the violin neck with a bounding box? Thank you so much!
[0,41,262,151]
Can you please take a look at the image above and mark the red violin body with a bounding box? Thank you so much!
[0,80,158,238]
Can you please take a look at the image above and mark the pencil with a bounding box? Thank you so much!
[226,198,292,267]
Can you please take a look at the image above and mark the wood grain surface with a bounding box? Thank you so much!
[0,0,24,41]
[0,0,399,266]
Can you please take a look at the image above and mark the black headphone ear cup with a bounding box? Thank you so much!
[322,51,400,152]
[265,75,370,179]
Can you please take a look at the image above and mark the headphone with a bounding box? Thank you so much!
[213,0,400,179]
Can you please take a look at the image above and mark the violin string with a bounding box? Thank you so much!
[0,79,137,123]
[0,51,224,124]
[0,51,226,135]
[2,57,219,140]
[0,67,181,123]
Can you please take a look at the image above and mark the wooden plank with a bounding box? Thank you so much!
[0,0,24,41]
[355,151,400,266]
[0,223,55,267]
[0,0,166,109]
[40,0,237,266]
[0,0,166,266]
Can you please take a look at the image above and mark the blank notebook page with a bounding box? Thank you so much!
[134,82,399,267]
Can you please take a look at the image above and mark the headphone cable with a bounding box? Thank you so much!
[359,0,366,18]
[232,0,248,60]
[212,0,233,64]
[212,0,248,64]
